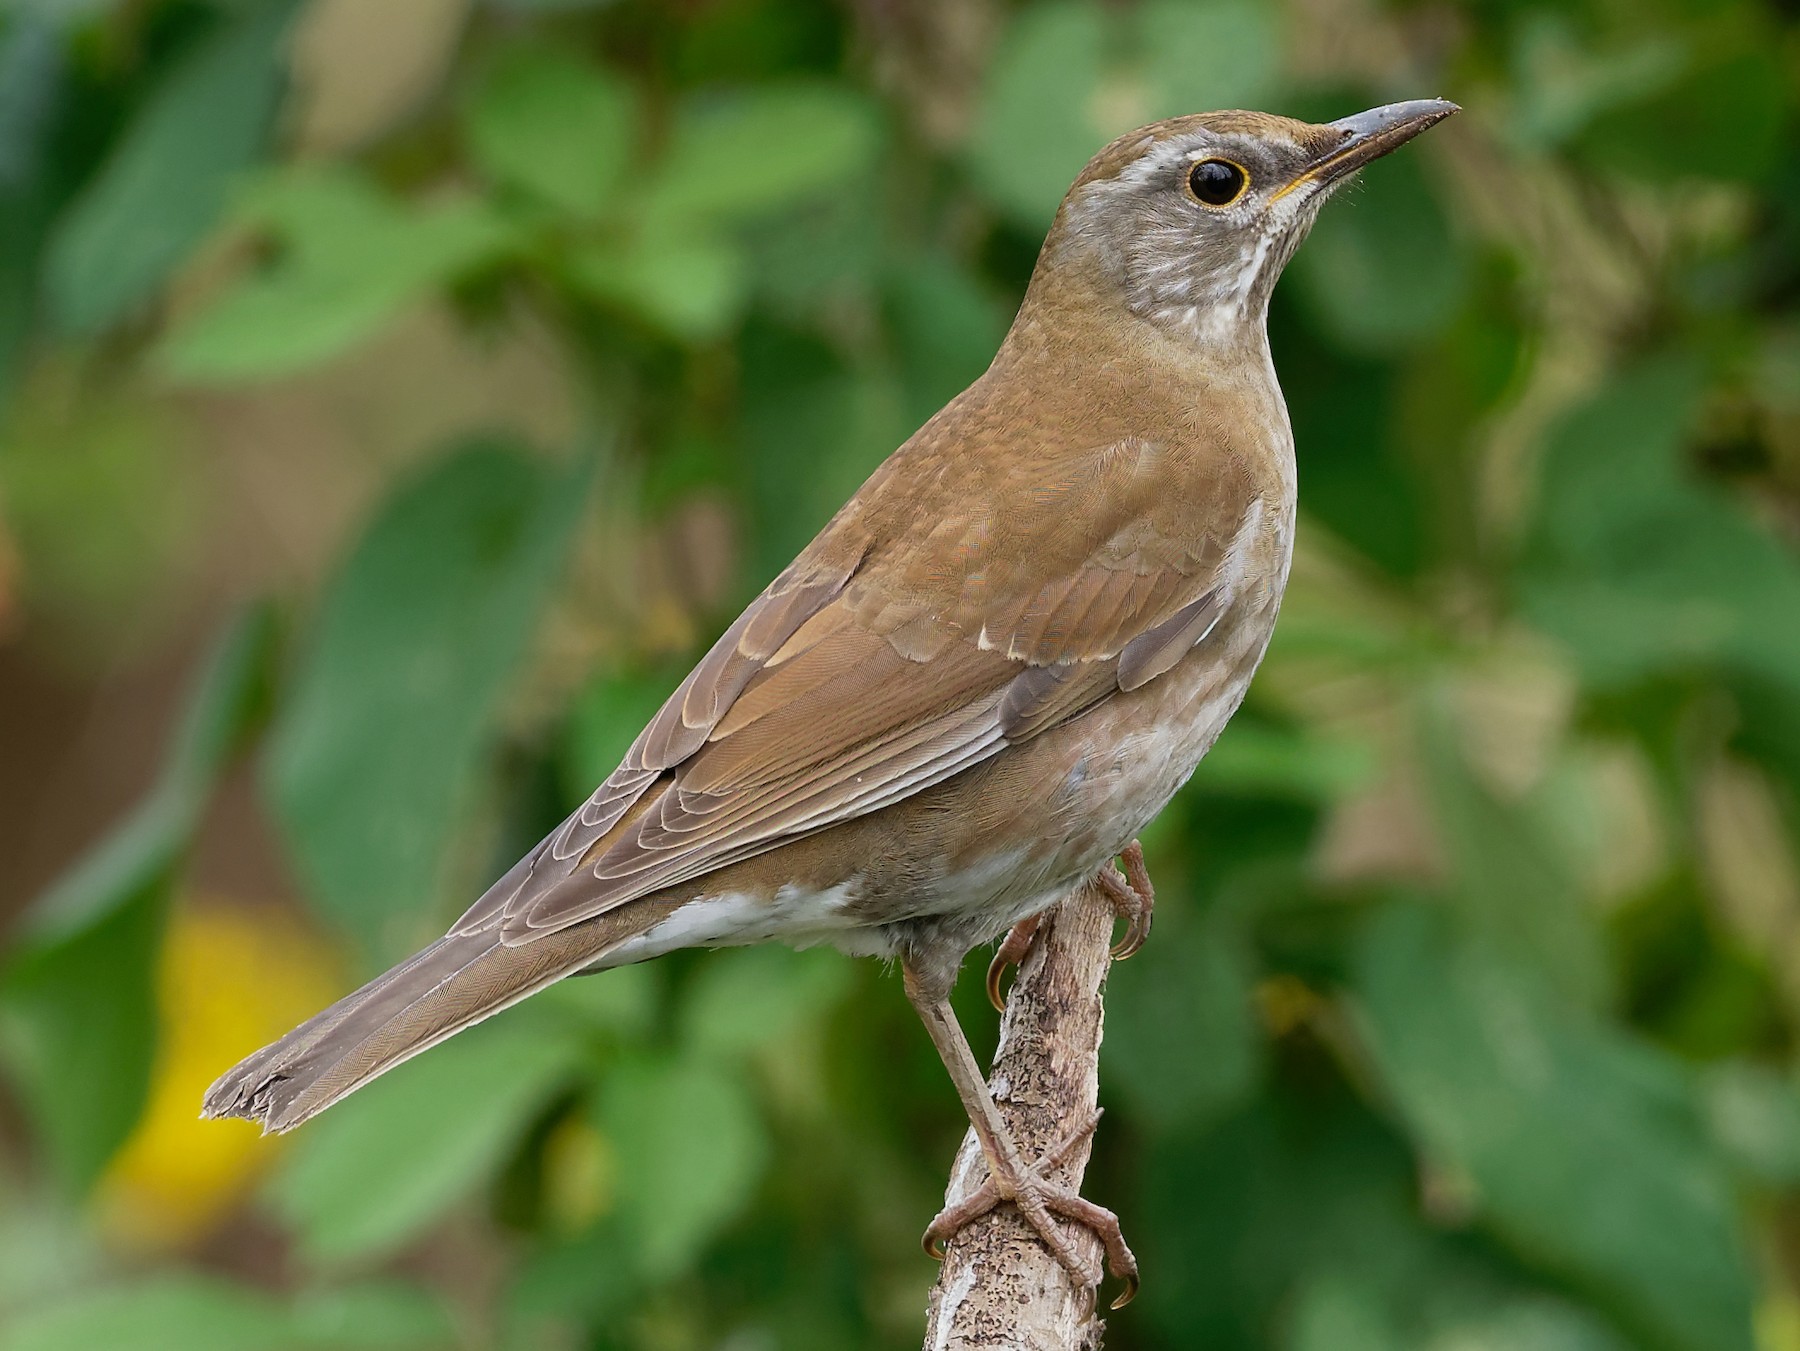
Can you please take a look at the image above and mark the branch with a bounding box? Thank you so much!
[923,880,1116,1351]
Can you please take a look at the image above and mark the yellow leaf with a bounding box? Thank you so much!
[95,898,340,1251]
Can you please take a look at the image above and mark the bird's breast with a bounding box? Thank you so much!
[1063,591,1280,852]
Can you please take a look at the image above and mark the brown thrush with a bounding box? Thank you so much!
[205,98,1457,1307]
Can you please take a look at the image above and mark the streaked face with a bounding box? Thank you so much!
[1053,102,1457,344]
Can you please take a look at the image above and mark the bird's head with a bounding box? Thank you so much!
[1035,100,1458,348]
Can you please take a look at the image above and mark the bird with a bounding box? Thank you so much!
[204,98,1457,1308]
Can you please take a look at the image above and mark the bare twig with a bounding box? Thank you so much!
[923,881,1116,1351]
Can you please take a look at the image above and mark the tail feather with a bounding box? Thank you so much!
[202,903,672,1134]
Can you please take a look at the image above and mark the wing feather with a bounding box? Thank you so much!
[454,430,1267,944]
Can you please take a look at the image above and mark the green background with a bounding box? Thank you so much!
[3,0,1800,1348]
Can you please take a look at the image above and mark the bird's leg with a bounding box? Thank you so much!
[904,963,1140,1308]
[1096,839,1155,960]
[984,913,1043,1012]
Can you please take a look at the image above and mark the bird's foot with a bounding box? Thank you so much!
[984,842,1156,1012]
[922,1109,1140,1309]
[984,913,1044,1012]
[1096,839,1154,960]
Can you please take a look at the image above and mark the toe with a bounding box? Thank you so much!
[1015,1189,1100,1291]
[985,915,1043,1011]
[923,1179,1003,1260]
[1101,842,1156,960]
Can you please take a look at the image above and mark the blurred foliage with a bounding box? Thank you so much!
[1,0,1800,1349]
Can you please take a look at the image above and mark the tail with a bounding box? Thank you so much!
[201,906,661,1134]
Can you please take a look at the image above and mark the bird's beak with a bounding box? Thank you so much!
[1271,98,1459,203]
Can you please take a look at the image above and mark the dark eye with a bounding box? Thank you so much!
[1188,158,1248,207]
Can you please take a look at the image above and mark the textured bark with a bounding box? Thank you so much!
[922,881,1114,1351]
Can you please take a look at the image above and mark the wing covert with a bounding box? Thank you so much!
[453,433,1269,944]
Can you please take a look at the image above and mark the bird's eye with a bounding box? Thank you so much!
[1187,158,1248,207]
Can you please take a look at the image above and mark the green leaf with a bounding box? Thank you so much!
[1522,357,1800,695]
[0,18,67,411]
[737,318,906,579]
[970,0,1279,227]
[0,1277,455,1351]
[1576,46,1788,185]
[1353,903,1756,1351]
[531,961,661,1043]
[503,1217,638,1331]
[1323,1259,1639,1351]
[1190,719,1376,801]
[285,1282,457,1349]
[270,1018,586,1264]
[564,668,681,797]
[1528,358,1707,571]
[1106,909,1263,1131]
[599,1053,769,1277]
[0,872,167,1202]
[1415,698,1609,1009]
[1137,1080,1426,1345]
[14,608,276,949]
[0,608,276,1193]
[1701,1061,1800,1189]
[0,1171,96,1321]
[0,1276,276,1351]
[641,84,878,226]
[882,253,1009,430]
[1505,17,1686,152]
[266,440,596,956]
[160,168,513,382]
[741,190,886,318]
[967,1,1108,228]
[1286,1272,1407,1351]
[679,946,851,1059]
[1425,1298,1634,1351]
[1273,330,1429,578]
[1137,0,1283,121]
[1288,149,1468,351]
[566,230,747,340]
[42,0,300,334]
[466,47,636,217]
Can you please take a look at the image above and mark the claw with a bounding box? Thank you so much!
[985,914,1043,1012]
[1111,1266,1140,1309]
[1097,840,1155,960]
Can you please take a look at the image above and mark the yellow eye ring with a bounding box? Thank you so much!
[1188,158,1249,208]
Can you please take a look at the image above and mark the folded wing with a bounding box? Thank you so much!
[452,458,1256,945]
